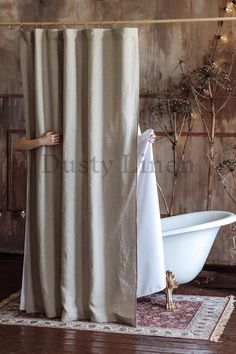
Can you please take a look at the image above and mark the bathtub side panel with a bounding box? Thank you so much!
[163,227,220,284]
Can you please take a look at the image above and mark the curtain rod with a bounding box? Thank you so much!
[1,17,236,27]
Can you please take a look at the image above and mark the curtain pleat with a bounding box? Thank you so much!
[19,28,139,326]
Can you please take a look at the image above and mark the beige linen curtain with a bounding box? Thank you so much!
[19,28,139,325]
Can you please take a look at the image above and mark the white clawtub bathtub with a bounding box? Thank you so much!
[161,211,236,284]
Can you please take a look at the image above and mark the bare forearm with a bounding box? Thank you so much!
[14,138,42,151]
[14,132,62,151]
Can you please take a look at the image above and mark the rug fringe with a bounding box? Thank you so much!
[0,292,234,341]
[210,295,235,342]
[0,291,21,309]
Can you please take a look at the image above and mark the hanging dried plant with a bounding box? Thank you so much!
[150,98,192,115]
[208,155,236,206]
[181,60,233,96]
[179,52,234,210]
[142,91,195,215]
[140,9,235,214]
[217,159,236,176]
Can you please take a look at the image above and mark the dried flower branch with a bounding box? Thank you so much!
[208,155,236,206]
[140,9,235,214]
[180,55,234,210]
[142,92,194,215]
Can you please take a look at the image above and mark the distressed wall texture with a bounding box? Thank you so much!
[0,0,236,264]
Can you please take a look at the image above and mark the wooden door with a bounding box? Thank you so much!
[0,96,27,253]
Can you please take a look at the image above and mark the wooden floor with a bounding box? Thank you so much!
[0,255,236,354]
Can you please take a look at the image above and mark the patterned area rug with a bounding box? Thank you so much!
[0,292,234,342]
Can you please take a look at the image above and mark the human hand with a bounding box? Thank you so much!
[39,131,62,146]
[149,132,156,144]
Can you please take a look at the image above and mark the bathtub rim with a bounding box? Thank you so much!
[161,210,236,237]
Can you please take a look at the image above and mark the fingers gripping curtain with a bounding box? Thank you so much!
[19,28,139,325]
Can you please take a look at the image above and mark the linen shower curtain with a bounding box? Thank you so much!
[19,28,139,325]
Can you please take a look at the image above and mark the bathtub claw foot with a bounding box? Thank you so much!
[165,270,179,311]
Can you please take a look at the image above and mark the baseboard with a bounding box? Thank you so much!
[0,253,24,260]
[204,264,236,273]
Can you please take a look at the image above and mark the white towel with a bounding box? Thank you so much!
[137,127,166,297]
